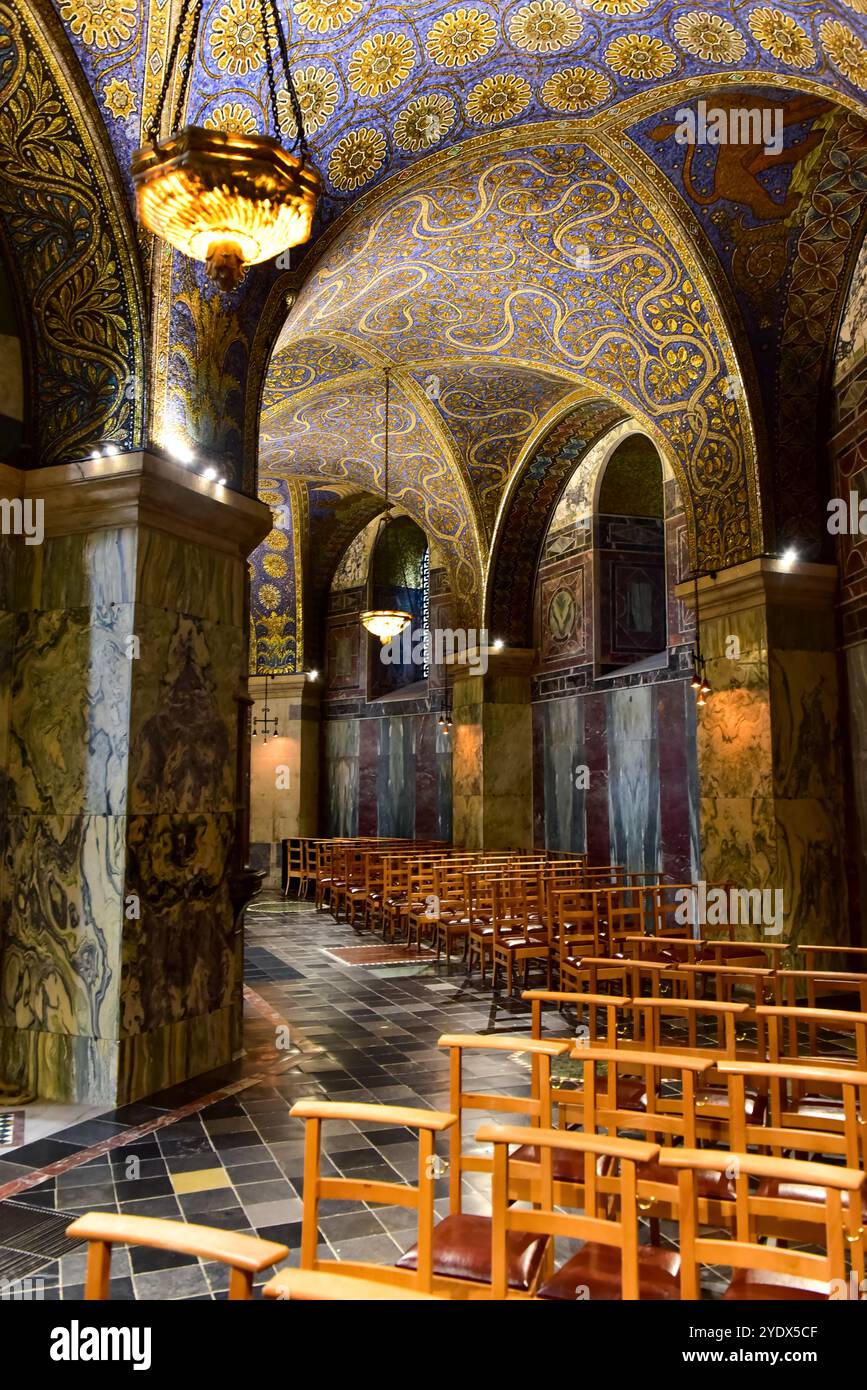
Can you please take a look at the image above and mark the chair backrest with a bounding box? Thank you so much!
[578,1045,714,1148]
[436,1033,571,1213]
[659,1147,864,1300]
[477,1122,660,1300]
[758,1004,867,1072]
[632,995,752,1058]
[290,1099,456,1294]
[65,1212,288,1300]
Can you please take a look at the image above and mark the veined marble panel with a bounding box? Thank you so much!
[607,686,659,874]
[0,811,123,1039]
[770,651,842,799]
[378,718,415,837]
[9,606,133,816]
[39,530,137,611]
[128,609,241,814]
[122,812,235,1033]
[325,719,359,836]
[136,528,244,628]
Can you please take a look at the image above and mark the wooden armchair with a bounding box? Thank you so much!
[287,1098,458,1296]
[65,1212,289,1300]
[660,1147,864,1300]
[479,1123,675,1300]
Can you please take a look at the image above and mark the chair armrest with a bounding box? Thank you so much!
[66,1213,288,1273]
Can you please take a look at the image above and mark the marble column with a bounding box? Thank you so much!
[0,452,270,1103]
[249,672,321,886]
[678,559,846,950]
[452,648,535,850]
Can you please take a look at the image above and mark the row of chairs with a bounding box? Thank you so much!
[66,1006,867,1300]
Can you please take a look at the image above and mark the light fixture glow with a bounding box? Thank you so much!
[165,432,195,466]
[361,610,412,644]
[203,467,218,482]
[130,2,320,291]
[780,547,798,571]
[308,669,319,681]
[493,638,504,651]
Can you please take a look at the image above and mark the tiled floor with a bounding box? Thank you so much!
[0,893,571,1299]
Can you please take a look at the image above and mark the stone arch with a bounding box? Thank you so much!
[0,0,147,465]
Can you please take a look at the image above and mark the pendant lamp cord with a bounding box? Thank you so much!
[383,367,391,509]
[147,0,308,163]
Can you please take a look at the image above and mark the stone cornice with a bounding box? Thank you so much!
[1,452,271,560]
[675,558,838,623]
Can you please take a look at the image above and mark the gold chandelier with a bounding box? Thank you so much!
[361,369,413,644]
[131,0,320,291]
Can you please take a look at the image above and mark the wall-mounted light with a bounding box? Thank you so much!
[780,547,798,571]
[307,669,319,682]
[492,638,504,651]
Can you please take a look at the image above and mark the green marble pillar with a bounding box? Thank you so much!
[679,560,846,951]
[451,649,534,850]
[0,452,270,1103]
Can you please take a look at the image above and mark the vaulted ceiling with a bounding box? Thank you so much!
[9,2,867,661]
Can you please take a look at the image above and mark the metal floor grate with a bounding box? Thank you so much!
[0,1199,85,1285]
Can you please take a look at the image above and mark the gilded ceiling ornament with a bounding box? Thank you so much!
[747,8,817,68]
[263,553,289,578]
[673,12,747,64]
[348,32,416,97]
[204,102,259,135]
[588,0,649,14]
[277,66,339,136]
[210,0,268,75]
[507,0,583,54]
[292,0,362,34]
[259,490,283,505]
[605,34,677,79]
[540,65,612,111]
[258,584,281,609]
[466,73,532,124]
[328,126,387,189]
[425,8,498,68]
[820,19,867,86]
[393,94,457,151]
[60,0,137,49]
[841,0,867,12]
[103,76,137,120]
[266,527,289,550]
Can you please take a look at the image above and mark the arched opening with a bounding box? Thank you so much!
[594,436,668,677]
[367,516,429,702]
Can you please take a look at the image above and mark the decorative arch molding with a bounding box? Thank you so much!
[486,398,626,648]
[0,0,147,465]
[305,487,387,671]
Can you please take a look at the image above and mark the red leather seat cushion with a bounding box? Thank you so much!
[395,1214,547,1292]
[697,944,767,962]
[637,1158,735,1201]
[538,1242,681,1300]
[796,1095,844,1119]
[723,1269,832,1300]
[756,1176,867,1216]
[695,1086,767,1123]
[509,1144,613,1185]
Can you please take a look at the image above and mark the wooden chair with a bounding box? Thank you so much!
[263,1269,444,1300]
[490,874,552,995]
[289,1098,458,1296]
[282,837,302,899]
[717,1057,867,1283]
[65,1212,289,1300]
[480,1123,676,1300]
[298,838,316,900]
[314,840,335,912]
[660,1147,864,1300]
[394,1034,571,1293]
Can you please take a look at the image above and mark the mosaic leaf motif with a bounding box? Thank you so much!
[0,1,145,463]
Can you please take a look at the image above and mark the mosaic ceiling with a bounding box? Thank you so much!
[8,2,867,664]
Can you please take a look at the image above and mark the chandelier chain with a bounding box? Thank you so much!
[261,1,281,138]
[266,0,308,159]
[147,0,199,141]
[383,367,390,509]
[146,0,307,161]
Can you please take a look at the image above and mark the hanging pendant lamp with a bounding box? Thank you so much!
[131,0,320,291]
[361,369,413,644]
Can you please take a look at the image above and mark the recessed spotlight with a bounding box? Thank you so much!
[203,467,217,482]
[492,638,504,651]
[103,443,119,457]
[780,547,798,571]
[308,669,318,681]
